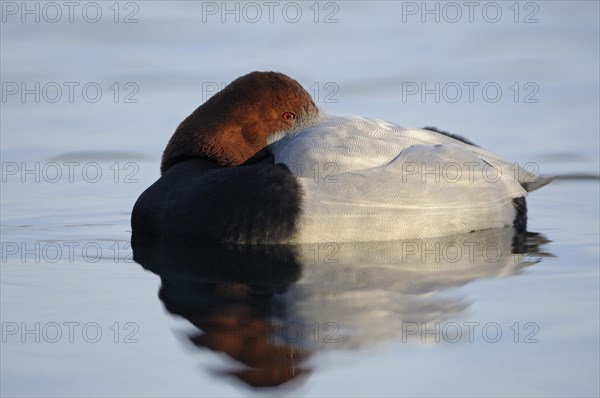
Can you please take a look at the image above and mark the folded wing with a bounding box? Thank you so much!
[269,115,535,242]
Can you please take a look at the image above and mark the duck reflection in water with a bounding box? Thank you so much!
[132,228,551,389]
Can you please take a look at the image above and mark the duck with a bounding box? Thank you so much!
[131,71,550,244]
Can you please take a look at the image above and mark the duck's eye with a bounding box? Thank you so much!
[282,112,296,120]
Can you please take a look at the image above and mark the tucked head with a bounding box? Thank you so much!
[161,71,319,173]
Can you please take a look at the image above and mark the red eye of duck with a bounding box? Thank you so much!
[282,112,296,120]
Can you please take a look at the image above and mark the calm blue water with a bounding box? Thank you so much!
[1,1,599,396]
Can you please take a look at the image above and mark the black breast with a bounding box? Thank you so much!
[131,158,303,244]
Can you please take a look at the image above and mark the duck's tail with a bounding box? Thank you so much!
[524,173,600,192]
[522,175,556,192]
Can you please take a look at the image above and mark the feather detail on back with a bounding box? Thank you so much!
[269,115,535,242]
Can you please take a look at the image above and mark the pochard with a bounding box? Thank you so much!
[131,71,549,243]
